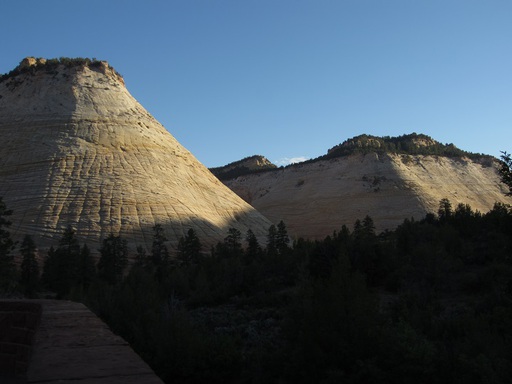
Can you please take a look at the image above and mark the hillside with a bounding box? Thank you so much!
[325,133,486,159]
[220,134,509,238]
[0,57,272,253]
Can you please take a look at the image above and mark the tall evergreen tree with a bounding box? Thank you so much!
[134,245,149,268]
[351,216,381,284]
[276,220,290,255]
[41,246,56,289]
[224,227,243,257]
[76,244,96,291]
[151,224,169,267]
[266,224,278,256]
[0,197,16,293]
[42,226,81,298]
[98,234,128,285]
[438,198,453,221]
[362,215,376,237]
[177,228,202,266]
[498,151,512,195]
[19,235,39,297]
[151,224,170,281]
[245,229,262,262]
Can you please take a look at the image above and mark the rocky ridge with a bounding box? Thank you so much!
[0,57,272,254]
[210,155,277,181]
[222,135,510,239]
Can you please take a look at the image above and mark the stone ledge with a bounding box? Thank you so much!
[0,300,163,383]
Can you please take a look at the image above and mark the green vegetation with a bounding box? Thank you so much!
[0,197,16,293]
[1,197,512,383]
[19,235,39,297]
[210,155,277,181]
[211,134,491,181]
[499,151,512,195]
[0,57,120,84]
[324,133,489,160]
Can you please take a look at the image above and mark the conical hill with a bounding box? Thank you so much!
[0,57,272,253]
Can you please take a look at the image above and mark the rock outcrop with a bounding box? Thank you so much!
[210,155,277,181]
[223,138,510,239]
[0,58,272,254]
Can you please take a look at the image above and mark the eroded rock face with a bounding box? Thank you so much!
[0,58,272,253]
[224,153,510,239]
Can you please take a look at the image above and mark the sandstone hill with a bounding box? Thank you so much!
[220,134,510,239]
[0,57,272,254]
[210,155,277,180]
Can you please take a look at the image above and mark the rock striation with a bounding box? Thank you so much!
[223,136,510,239]
[0,58,272,253]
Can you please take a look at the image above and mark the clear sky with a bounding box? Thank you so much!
[1,1,511,167]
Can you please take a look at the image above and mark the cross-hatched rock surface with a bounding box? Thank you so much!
[224,152,510,239]
[0,58,272,254]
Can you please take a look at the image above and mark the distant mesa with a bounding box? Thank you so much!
[0,57,272,255]
[324,133,485,159]
[217,133,508,239]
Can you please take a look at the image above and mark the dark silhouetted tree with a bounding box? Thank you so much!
[177,228,202,266]
[98,234,128,285]
[0,197,16,293]
[151,224,169,267]
[362,215,376,237]
[224,227,243,257]
[438,198,453,221]
[352,216,381,284]
[499,151,512,195]
[266,224,278,256]
[134,245,148,268]
[75,244,96,293]
[276,220,290,255]
[42,226,81,298]
[19,235,39,297]
[245,229,262,262]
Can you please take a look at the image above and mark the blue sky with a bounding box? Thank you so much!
[1,1,511,167]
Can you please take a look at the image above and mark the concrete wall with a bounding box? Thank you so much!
[0,301,41,378]
[0,300,163,383]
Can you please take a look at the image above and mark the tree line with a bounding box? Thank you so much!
[0,57,121,84]
[1,194,512,383]
[0,152,510,383]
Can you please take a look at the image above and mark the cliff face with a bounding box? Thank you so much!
[224,152,509,239]
[0,58,272,252]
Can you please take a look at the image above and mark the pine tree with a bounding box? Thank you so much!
[362,215,376,237]
[498,151,512,195]
[224,227,243,257]
[151,224,170,281]
[76,244,96,291]
[245,229,262,262]
[276,220,290,255]
[177,228,202,266]
[0,197,16,293]
[19,235,39,297]
[134,245,148,268]
[266,224,278,256]
[41,246,56,289]
[98,234,128,285]
[151,224,169,267]
[42,226,81,298]
[438,198,453,221]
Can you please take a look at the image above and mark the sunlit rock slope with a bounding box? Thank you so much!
[0,57,272,253]
[222,135,510,239]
